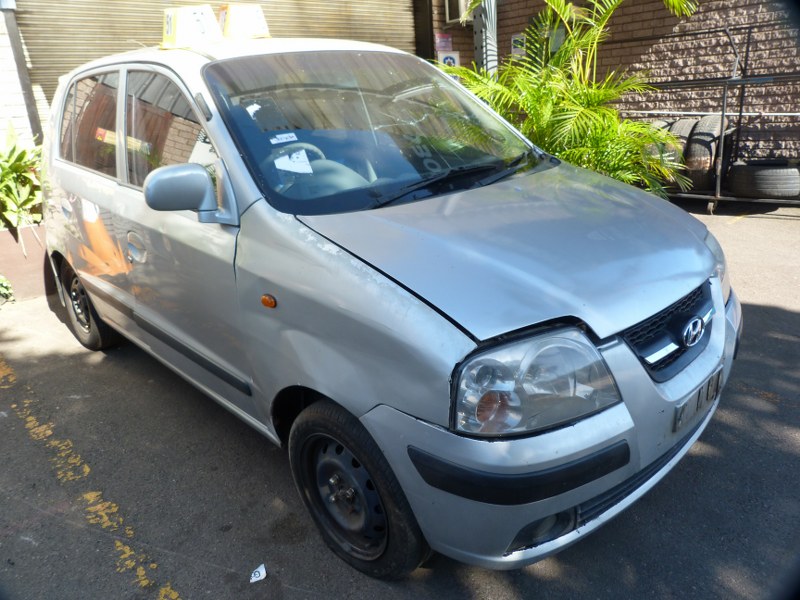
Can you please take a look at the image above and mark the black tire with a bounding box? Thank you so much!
[60,264,120,350]
[644,120,673,159]
[726,160,800,199]
[668,117,699,161]
[685,115,726,191]
[288,400,429,579]
[649,119,672,130]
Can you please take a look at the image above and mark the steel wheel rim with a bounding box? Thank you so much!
[68,277,91,333]
[302,433,388,561]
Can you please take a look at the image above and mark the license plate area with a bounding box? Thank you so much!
[673,369,722,433]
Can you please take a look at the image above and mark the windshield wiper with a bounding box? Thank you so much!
[369,150,538,210]
[476,148,539,187]
[369,162,503,209]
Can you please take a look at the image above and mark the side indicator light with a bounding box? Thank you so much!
[261,294,277,309]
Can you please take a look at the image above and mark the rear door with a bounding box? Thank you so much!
[52,69,135,329]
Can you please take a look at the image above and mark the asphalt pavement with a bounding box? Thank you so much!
[1,199,799,600]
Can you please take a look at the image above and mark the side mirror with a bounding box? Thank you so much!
[143,164,217,214]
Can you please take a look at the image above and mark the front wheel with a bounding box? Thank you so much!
[288,400,430,579]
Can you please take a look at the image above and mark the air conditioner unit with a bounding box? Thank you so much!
[445,0,473,24]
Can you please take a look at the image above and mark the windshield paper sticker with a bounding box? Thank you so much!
[270,132,298,145]
[275,149,313,174]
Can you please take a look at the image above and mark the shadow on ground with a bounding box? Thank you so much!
[1,293,798,599]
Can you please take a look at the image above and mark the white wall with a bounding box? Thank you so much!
[0,13,34,147]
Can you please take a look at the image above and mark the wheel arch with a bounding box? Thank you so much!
[47,250,68,305]
[271,385,329,447]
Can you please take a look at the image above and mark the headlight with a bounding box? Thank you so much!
[705,231,731,304]
[454,328,622,437]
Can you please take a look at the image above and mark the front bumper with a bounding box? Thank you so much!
[360,288,742,569]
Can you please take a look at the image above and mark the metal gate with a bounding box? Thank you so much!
[15,0,415,102]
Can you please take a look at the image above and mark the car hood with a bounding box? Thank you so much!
[299,162,712,341]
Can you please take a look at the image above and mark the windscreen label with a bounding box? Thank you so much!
[275,149,313,173]
[270,132,299,145]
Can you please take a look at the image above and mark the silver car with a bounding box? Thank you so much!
[43,38,742,579]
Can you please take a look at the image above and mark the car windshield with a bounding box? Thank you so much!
[204,50,537,215]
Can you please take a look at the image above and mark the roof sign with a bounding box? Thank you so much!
[161,4,223,49]
[219,3,271,39]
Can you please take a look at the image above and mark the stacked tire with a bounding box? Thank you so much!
[684,115,726,191]
[668,117,698,163]
[651,115,799,200]
[664,116,727,192]
[726,160,800,199]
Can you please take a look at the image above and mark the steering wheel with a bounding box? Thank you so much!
[265,142,326,164]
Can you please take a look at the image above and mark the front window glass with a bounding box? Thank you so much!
[204,51,536,215]
[126,71,217,188]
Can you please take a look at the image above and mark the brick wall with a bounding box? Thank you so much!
[431,0,475,65]
[461,1,800,162]
[0,14,34,147]
[601,0,800,161]
[496,0,541,60]
[161,116,202,167]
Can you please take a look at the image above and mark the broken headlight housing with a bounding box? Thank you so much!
[454,328,622,437]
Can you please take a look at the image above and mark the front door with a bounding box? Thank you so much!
[115,67,253,413]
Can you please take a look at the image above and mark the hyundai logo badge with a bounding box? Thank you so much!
[682,316,705,347]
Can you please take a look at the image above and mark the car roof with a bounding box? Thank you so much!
[63,37,406,78]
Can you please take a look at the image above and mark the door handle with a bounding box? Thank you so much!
[126,231,147,264]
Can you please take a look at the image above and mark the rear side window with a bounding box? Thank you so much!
[59,72,119,176]
[126,71,215,187]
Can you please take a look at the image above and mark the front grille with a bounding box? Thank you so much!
[621,281,712,382]
[623,286,704,347]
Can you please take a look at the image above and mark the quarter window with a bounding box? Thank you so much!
[125,71,216,188]
[59,84,76,162]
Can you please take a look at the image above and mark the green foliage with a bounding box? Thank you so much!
[0,275,13,303]
[449,0,697,197]
[1,125,43,256]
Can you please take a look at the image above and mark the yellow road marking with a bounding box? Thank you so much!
[12,399,90,482]
[47,439,91,482]
[3,355,182,599]
[82,491,134,537]
[0,357,17,388]
[114,540,158,588]
[158,583,182,600]
[727,212,750,224]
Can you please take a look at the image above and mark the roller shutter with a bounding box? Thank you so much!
[15,0,415,102]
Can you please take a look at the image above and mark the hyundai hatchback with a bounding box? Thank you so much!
[43,37,742,579]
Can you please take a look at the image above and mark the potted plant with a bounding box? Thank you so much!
[1,126,44,302]
[1,126,43,258]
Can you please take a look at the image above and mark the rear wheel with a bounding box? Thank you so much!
[61,264,120,350]
[288,400,429,579]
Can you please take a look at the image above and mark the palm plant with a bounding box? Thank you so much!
[452,0,698,197]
